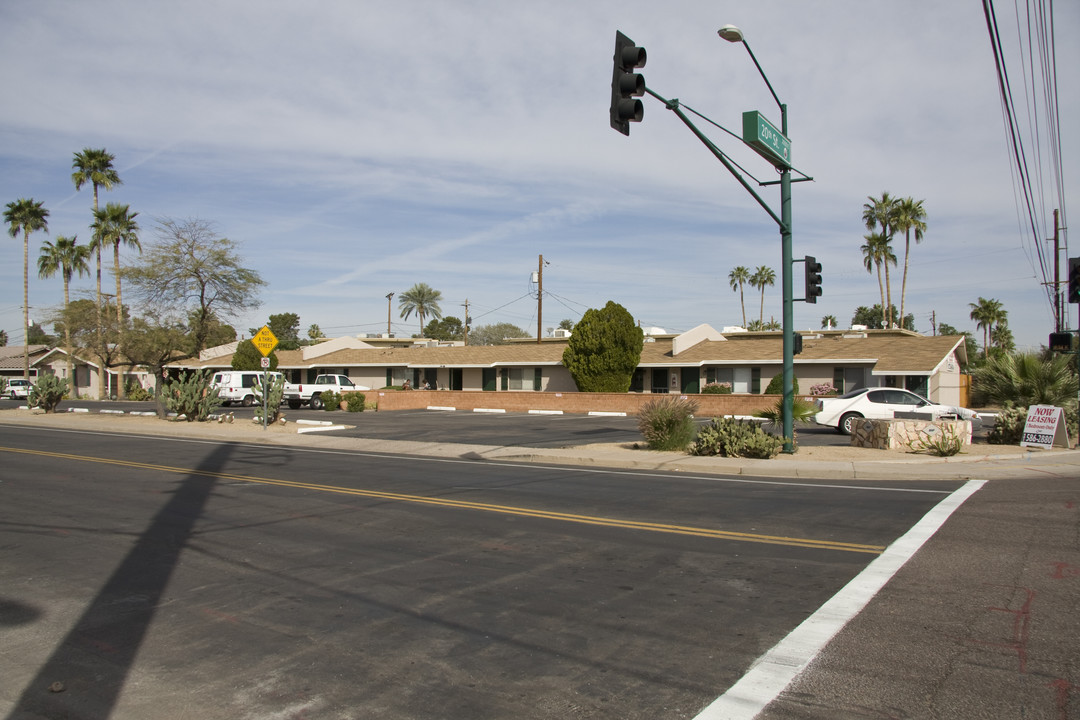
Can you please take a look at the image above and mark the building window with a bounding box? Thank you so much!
[905,375,928,397]
[507,367,524,390]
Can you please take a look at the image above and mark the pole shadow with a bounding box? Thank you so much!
[7,442,234,720]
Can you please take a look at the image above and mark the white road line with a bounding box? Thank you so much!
[694,478,986,720]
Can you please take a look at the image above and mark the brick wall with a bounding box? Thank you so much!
[372,389,788,416]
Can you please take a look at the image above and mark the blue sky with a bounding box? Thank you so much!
[2,1,1076,349]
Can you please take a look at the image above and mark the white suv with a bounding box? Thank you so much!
[6,378,32,400]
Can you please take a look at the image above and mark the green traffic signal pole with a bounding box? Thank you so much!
[644,56,800,451]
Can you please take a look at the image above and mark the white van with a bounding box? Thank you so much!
[210,371,283,407]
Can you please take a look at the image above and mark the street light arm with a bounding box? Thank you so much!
[740,41,785,121]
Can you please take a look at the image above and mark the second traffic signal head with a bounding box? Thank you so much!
[610,30,646,136]
[804,255,823,303]
[1069,257,1080,304]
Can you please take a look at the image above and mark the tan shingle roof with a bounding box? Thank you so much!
[175,330,964,374]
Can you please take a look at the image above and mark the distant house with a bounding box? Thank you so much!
[174,325,969,406]
[0,345,152,399]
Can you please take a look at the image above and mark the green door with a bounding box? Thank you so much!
[681,368,700,394]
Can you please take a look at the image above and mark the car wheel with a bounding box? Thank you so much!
[839,412,863,435]
[310,393,323,410]
[241,394,255,407]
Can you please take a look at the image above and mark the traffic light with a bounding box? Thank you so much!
[804,255,822,303]
[1069,257,1080,304]
[610,31,646,136]
[1049,332,1073,352]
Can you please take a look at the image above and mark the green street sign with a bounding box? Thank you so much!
[742,110,791,168]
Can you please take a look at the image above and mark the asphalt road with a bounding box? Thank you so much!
[0,397,881,449]
[0,425,962,719]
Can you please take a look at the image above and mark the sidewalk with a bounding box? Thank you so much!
[2,407,1077,481]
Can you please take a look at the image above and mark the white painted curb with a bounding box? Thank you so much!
[528,409,564,415]
[473,408,506,414]
[296,425,347,434]
[588,411,627,417]
[427,406,457,412]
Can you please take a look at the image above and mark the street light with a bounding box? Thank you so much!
[718,24,796,453]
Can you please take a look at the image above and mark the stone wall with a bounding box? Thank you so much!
[851,417,973,451]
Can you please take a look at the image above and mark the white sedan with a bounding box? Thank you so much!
[814,387,980,435]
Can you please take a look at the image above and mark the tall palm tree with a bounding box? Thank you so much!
[894,197,927,326]
[969,297,1004,360]
[398,282,443,336]
[821,314,838,329]
[73,148,121,398]
[728,266,751,327]
[750,265,775,324]
[860,233,888,322]
[92,204,140,398]
[38,235,92,396]
[93,203,140,332]
[862,192,900,326]
[4,198,50,379]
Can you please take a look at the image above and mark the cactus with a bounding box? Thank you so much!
[690,416,783,459]
[164,370,222,422]
[253,375,286,424]
[28,375,69,414]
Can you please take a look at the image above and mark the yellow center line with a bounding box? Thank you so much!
[1,446,885,554]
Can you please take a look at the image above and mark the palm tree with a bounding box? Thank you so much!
[38,235,92,396]
[862,192,899,326]
[894,197,927,326]
[821,314,838,330]
[72,148,121,398]
[398,282,443,336]
[860,233,888,322]
[974,351,1078,407]
[750,265,775,324]
[728,266,751,327]
[969,297,1004,360]
[5,199,50,379]
[93,203,140,332]
[92,204,140,399]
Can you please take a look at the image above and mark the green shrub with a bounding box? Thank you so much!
[346,392,366,412]
[987,405,1025,445]
[125,380,154,401]
[637,395,699,451]
[164,370,222,422]
[763,373,799,396]
[754,397,818,424]
[29,375,69,414]
[690,416,783,459]
[321,390,340,411]
[701,382,732,394]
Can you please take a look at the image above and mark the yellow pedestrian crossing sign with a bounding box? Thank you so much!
[253,325,278,357]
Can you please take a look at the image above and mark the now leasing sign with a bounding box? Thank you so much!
[1020,405,1071,449]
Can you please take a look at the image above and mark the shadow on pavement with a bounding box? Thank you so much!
[7,443,234,720]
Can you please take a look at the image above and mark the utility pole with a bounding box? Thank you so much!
[537,254,545,343]
[1053,209,1061,332]
[386,292,394,335]
[931,310,937,336]
[461,299,469,345]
